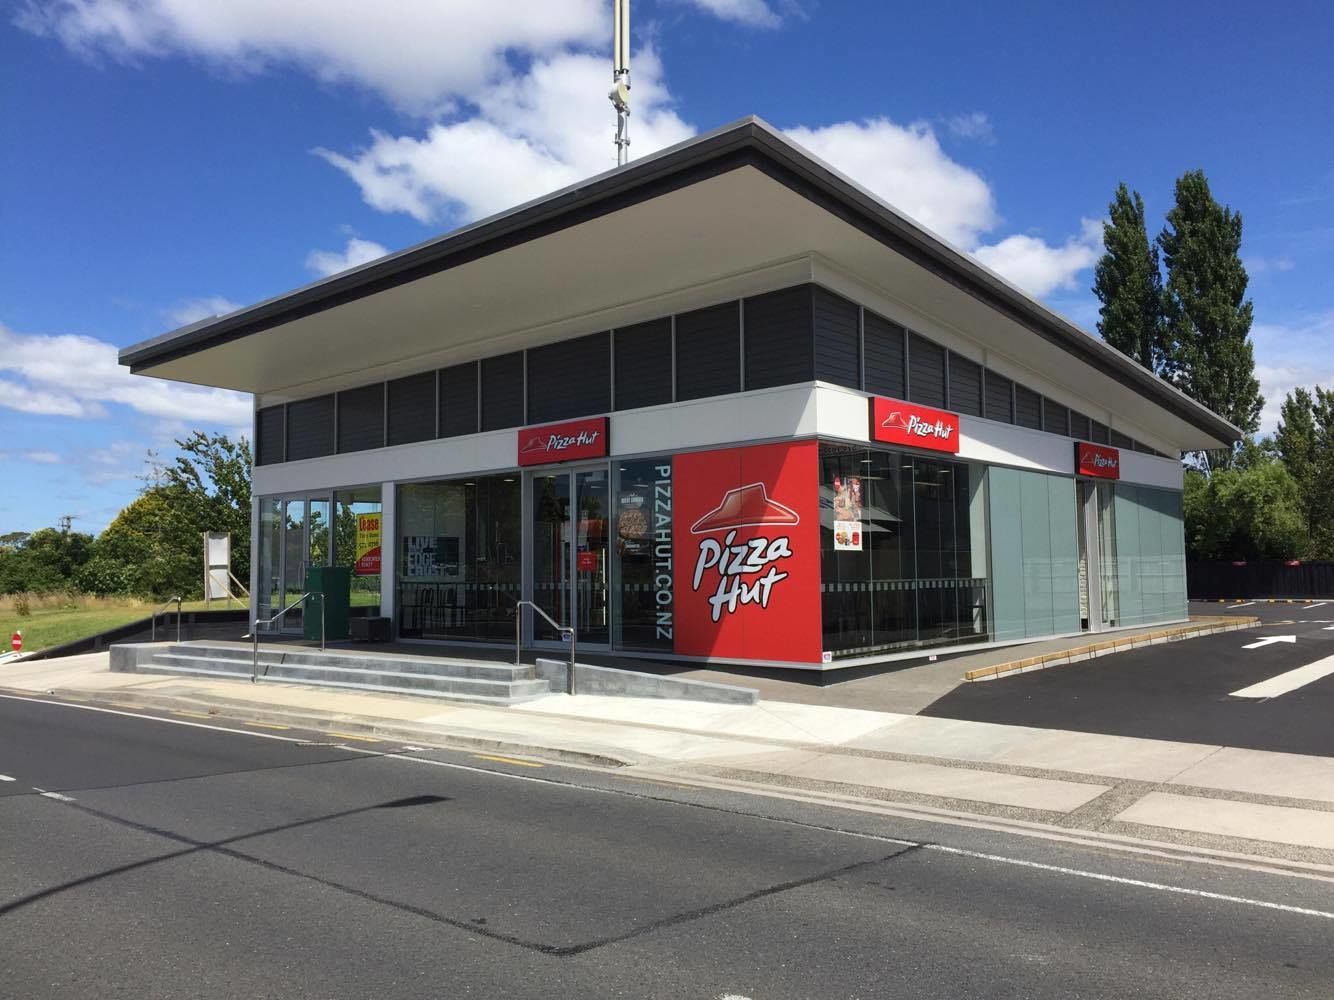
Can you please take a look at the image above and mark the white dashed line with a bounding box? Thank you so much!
[0,774,15,782]
[34,789,76,803]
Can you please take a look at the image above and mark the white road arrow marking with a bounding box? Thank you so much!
[1231,653,1334,699]
[1241,635,1296,649]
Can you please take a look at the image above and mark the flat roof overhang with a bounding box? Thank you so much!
[121,117,1240,452]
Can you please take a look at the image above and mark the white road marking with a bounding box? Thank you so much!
[0,774,15,782]
[1242,635,1296,649]
[1228,602,1256,608]
[8,693,1334,921]
[35,789,75,802]
[1231,654,1334,699]
[925,845,1334,920]
[1305,602,1329,610]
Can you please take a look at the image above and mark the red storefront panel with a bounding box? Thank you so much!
[1076,442,1120,479]
[870,397,960,454]
[517,416,609,466]
[673,440,822,664]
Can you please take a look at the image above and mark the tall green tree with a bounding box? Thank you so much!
[1273,388,1318,537]
[1158,170,1263,461]
[1093,183,1163,371]
[1182,458,1305,560]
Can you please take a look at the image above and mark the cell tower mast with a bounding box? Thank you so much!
[609,0,631,166]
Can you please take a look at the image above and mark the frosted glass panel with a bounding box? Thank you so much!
[988,467,1027,642]
[987,467,1080,640]
[1048,476,1080,634]
[1020,472,1054,636]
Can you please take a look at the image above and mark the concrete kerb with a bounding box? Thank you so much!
[534,658,758,704]
[964,616,1261,683]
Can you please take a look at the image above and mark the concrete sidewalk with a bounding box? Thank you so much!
[3,651,1333,874]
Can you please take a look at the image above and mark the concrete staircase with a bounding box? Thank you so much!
[131,643,553,705]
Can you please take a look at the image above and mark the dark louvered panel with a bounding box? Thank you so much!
[984,370,1013,423]
[1069,411,1091,441]
[480,352,525,431]
[947,353,982,417]
[864,310,905,399]
[1014,385,1042,429]
[676,301,740,401]
[286,394,335,461]
[387,371,436,446]
[255,406,284,465]
[337,383,385,453]
[614,319,673,410]
[438,362,478,438]
[1090,420,1111,444]
[812,287,860,389]
[527,332,611,423]
[1110,430,1134,450]
[907,333,946,408]
[744,286,813,390]
[1043,399,1070,437]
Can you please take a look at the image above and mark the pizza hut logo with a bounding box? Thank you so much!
[520,428,601,455]
[881,409,955,442]
[690,483,799,622]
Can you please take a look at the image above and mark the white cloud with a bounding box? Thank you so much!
[1244,255,1295,275]
[945,111,994,144]
[306,237,389,278]
[1252,309,1334,433]
[166,295,242,328]
[0,321,252,429]
[20,450,61,464]
[676,0,782,28]
[973,218,1105,298]
[318,48,692,224]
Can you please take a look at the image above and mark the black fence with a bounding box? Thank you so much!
[1188,560,1334,599]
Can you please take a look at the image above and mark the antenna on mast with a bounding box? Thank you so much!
[609,0,631,166]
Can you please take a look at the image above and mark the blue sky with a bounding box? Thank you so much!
[3,0,1332,534]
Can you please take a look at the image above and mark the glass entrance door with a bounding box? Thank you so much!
[527,466,610,647]
[255,494,331,633]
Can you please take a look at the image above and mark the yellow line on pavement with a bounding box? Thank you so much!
[327,731,381,743]
[245,721,290,730]
[172,710,211,719]
[472,754,544,768]
[108,702,141,710]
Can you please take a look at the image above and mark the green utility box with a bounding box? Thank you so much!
[305,565,351,641]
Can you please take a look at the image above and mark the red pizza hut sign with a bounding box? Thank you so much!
[1076,442,1120,479]
[517,416,608,466]
[673,441,822,664]
[870,397,960,454]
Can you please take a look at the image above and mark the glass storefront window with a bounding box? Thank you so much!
[396,476,521,641]
[612,457,674,651]
[819,442,989,657]
[334,485,382,616]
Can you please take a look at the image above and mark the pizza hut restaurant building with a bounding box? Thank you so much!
[120,118,1240,671]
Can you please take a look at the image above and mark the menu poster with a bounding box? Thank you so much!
[833,520,863,551]
[831,475,863,551]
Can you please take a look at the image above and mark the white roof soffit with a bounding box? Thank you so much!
[121,117,1239,451]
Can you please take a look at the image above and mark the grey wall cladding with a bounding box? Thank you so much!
[743,286,814,390]
[812,287,860,389]
[614,318,672,410]
[907,332,947,408]
[985,370,1013,423]
[255,405,284,466]
[480,352,524,431]
[337,383,385,453]
[1043,399,1070,437]
[1015,385,1042,429]
[286,394,335,460]
[387,371,436,445]
[947,353,983,417]
[864,311,906,399]
[527,331,610,423]
[439,361,479,438]
[1069,411,1091,441]
[676,301,740,401]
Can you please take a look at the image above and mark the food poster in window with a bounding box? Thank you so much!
[673,440,822,664]
[831,473,864,551]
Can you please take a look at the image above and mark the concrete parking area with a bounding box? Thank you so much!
[923,600,1334,757]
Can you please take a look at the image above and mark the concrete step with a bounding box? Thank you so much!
[146,652,551,705]
[164,644,535,682]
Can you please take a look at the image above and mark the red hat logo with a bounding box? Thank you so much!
[690,483,800,534]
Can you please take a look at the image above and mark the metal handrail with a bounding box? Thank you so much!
[252,591,324,683]
[514,600,577,695]
[150,596,183,643]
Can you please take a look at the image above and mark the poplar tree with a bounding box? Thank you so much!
[1093,183,1163,371]
[1157,170,1263,456]
[1274,387,1317,537]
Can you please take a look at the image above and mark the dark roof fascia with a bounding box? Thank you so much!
[121,116,1238,446]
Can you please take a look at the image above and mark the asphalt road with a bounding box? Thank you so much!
[1,694,1331,999]
[923,601,1334,756]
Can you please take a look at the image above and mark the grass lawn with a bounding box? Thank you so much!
[2,597,246,653]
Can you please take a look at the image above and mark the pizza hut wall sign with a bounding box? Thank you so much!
[1075,442,1120,479]
[870,397,960,454]
[673,440,822,665]
[517,416,609,466]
